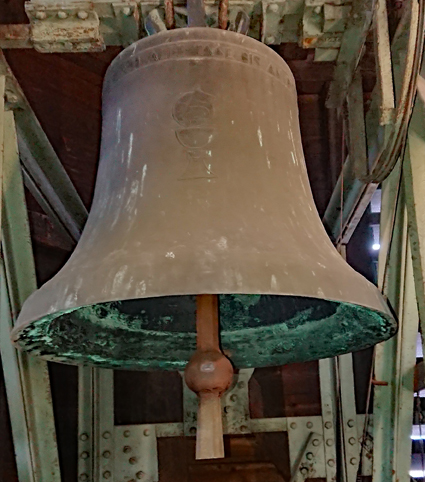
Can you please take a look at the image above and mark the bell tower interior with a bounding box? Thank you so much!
[0,0,424,481]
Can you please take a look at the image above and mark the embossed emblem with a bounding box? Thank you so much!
[173,89,216,180]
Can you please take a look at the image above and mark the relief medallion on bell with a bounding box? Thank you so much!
[173,89,216,180]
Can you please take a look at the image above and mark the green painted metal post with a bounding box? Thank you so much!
[373,160,418,482]
[0,108,61,481]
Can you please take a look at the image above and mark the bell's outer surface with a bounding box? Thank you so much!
[12,28,396,369]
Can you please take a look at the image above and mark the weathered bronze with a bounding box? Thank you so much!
[11,28,397,370]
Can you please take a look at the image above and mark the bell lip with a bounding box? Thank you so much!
[11,292,397,370]
[103,26,295,93]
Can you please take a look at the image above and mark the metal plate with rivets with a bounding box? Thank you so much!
[114,424,158,482]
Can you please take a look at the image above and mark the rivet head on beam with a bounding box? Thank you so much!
[324,421,332,429]
[300,467,309,475]
[57,11,68,19]
[80,452,89,459]
[79,475,88,481]
[347,419,355,428]
[349,437,356,445]
[122,6,132,16]
[326,439,334,446]
[265,36,275,44]
[103,431,111,439]
[268,4,279,13]
[123,430,131,437]
[103,471,111,479]
[327,459,335,467]
[350,458,358,465]
[189,427,196,435]
[314,6,321,14]
[35,11,47,20]
[290,422,297,429]
[123,446,132,454]
[143,428,150,436]
[136,472,145,480]
[78,11,89,19]
[312,438,320,447]
[306,452,314,460]
[103,451,111,459]
[129,457,137,465]
[80,433,89,441]
[306,421,313,429]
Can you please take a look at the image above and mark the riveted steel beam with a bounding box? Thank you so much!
[0,108,61,482]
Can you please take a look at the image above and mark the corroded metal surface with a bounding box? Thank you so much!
[16,295,394,369]
[12,28,396,369]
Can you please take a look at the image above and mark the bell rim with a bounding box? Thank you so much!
[11,293,397,370]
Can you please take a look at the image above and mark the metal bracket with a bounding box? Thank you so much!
[287,417,326,481]
[115,425,159,482]
[25,2,104,52]
[25,1,140,52]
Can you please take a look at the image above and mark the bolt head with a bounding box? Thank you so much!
[122,6,132,16]
[136,472,145,480]
[103,471,111,479]
[123,446,132,454]
[103,431,111,439]
[327,459,335,467]
[80,451,89,459]
[57,11,68,19]
[35,11,47,20]
[269,3,279,13]
[129,457,137,465]
[306,421,313,429]
[123,430,131,437]
[80,433,89,441]
[312,438,320,446]
[79,475,88,481]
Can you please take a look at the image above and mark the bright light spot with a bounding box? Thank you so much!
[372,243,380,251]
[410,471,425,477]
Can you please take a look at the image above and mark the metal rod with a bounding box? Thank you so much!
[164,0,175,29]
[218,0,229,29]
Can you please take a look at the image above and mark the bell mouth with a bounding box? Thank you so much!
[12,294,396,370]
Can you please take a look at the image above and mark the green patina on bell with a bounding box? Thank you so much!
[11,28,396,370]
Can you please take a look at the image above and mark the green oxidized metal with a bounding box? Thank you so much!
[16,294,395,370]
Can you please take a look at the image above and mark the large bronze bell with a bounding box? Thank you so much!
[12,28,396,370]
